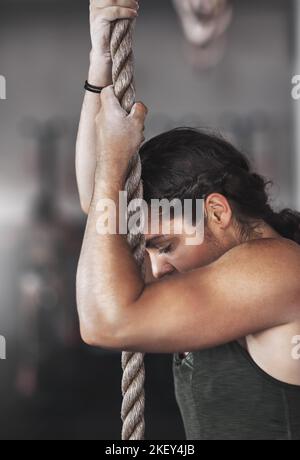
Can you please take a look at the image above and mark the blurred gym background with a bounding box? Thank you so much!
[0,0,299,440]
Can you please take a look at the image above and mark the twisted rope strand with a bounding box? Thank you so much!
[110,18,146,441]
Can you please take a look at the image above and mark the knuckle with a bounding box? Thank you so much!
[137,101,148,114]
[110,5,120,15]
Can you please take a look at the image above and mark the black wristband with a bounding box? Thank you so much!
[84,80,105,94]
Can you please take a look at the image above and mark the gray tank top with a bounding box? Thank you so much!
[173,341,300,440]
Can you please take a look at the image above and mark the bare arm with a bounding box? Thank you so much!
[76,55,112,214]
[75,0,139,214]
[76,86,147,342]
[76,88,300,354]
[114,239,300,353]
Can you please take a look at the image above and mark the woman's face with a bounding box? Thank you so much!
[145,213,232,280]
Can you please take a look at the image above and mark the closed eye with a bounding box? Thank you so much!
[158,244,174,255]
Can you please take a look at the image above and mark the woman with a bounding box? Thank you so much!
[76,0,300,440]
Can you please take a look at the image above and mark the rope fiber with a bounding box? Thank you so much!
[110,17,146,441]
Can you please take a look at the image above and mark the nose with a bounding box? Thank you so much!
[148,254,176,280]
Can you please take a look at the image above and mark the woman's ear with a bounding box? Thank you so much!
[205,193,232,229]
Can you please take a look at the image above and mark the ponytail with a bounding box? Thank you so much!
[264,208,300,245]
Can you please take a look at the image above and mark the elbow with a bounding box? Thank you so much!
[79,319,120,349]
[77,303,129,350]
[76,273,134,350]
[80,323,103,348]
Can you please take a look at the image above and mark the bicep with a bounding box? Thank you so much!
[118,242,299,353]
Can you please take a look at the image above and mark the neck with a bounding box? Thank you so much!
[240,220,282,244]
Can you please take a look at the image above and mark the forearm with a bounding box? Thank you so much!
[75,53,112,214]
[76,163,145,347]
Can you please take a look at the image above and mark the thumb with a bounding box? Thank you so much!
[129,102,148,123]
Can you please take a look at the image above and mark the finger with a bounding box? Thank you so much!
[101,85,126,115]
[92,0,138,9]
[96,6,138,20]
[129,102,148,125]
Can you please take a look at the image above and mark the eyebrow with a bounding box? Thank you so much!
[145,236,170,249]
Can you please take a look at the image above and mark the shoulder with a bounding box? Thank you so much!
[214,237,300,321]
[221,237,300,269]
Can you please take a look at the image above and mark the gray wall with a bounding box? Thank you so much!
[0,0,295,226]
[0,0,297,441]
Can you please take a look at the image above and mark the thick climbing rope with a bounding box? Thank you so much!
[110,17,146,441]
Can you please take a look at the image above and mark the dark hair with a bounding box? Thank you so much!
[140,127,300,243]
